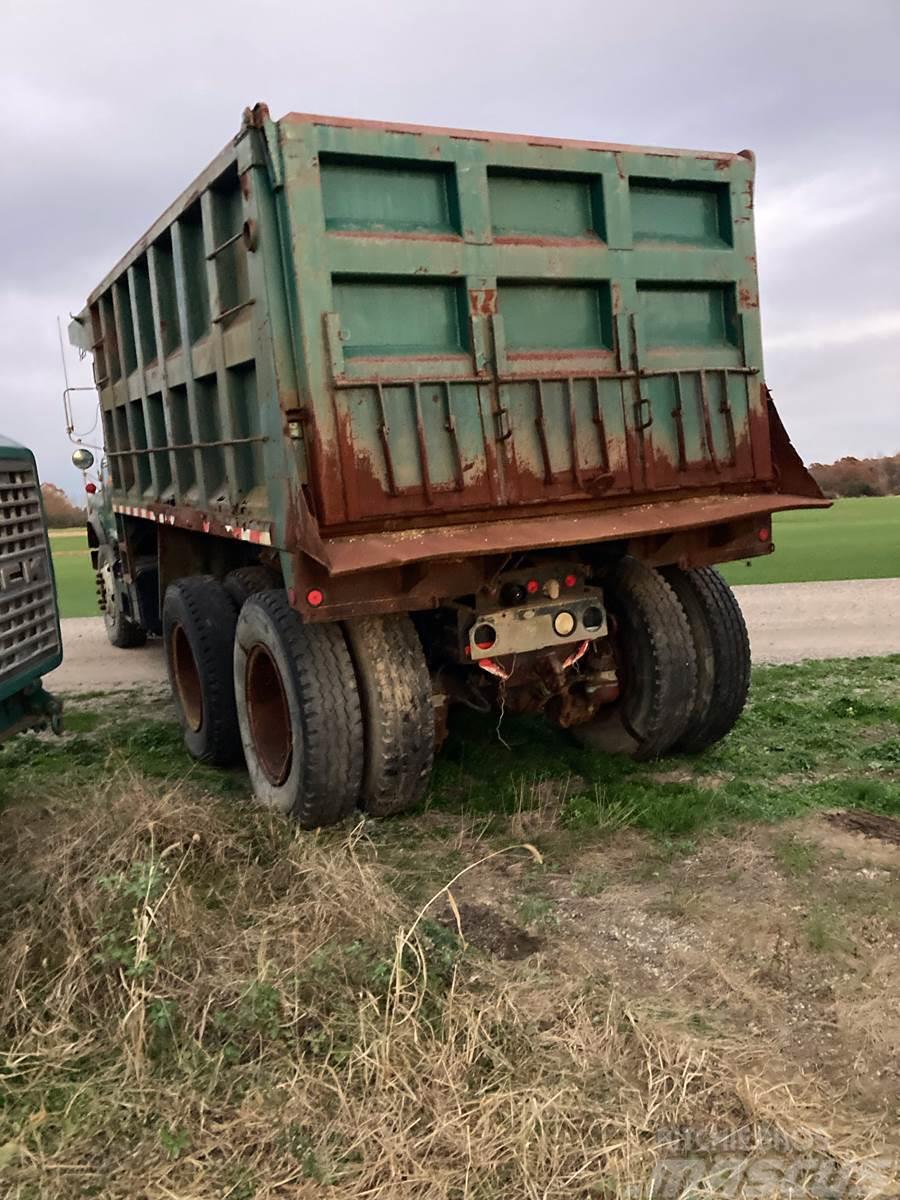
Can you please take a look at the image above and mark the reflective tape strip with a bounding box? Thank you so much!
[113,504,272,546]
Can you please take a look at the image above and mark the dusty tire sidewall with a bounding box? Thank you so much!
[162,582,235,762]
[234,599,305,815]
[660,570,716,733]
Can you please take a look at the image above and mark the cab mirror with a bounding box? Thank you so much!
[72,447,95,471]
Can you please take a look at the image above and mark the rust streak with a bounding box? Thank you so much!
[468,288,498,317]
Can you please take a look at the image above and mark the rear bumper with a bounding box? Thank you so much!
[322,490,830,576]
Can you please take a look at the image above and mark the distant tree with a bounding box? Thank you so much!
[810,452,900,498]
[41,483,86,528]
[844,479,878,498]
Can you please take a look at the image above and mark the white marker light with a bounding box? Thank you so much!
[553,610,576,637]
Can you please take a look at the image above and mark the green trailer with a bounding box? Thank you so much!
[0,439,62,742]
[69,105,827,824]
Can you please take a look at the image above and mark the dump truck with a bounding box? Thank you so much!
[0,438,63,742]
[68,104,827,825]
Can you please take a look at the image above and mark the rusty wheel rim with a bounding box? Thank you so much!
[245,643,293,786]
[171,623,203,733]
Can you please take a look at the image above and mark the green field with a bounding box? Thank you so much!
[48,529,96,618]
[49,496,897,619]
[719,495,900,586]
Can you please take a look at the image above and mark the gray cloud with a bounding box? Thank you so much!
[1,0,898,493]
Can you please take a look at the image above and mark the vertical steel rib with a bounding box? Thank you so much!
[200,190,241,502]
[566,376,584,491]
[442,380,465,491]
[411,380,433,504]
[698,369,721,472]
[534,379,554,484]
[375,381,398,496]
[169,219,207,502]
[126,265,160,499]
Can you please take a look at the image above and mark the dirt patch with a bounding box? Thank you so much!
[436,900,542,959]
[425,813,900,1153]
[647,767,728,789]
[826,809,900,847]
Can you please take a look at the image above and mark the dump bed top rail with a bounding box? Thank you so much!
[76,110,749,310]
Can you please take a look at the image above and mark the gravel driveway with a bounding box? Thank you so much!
[47,578,900,694]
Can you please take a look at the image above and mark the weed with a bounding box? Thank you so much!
[646,886,700,921]
[159,1125,191,1160]
[773,836,819,877]
[805,905,850,954]
[517,895,557,928]
[571,869,608,897]
[63,709,102,733]
[861,738,900,766]
[560,785,636,833]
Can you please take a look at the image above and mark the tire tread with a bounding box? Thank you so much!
[163,576,241,766]
[223,565,279,610]
[246,592,363,827]
[663,567,751,753]
[344,615,434,817]
[619,554,700,758]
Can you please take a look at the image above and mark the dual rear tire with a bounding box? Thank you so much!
[163,575,433,827]
[574,558,750,759]
[162,557,750,826]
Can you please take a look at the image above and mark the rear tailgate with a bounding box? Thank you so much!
[276,114,768,529]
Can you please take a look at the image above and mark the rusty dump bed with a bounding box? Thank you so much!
[70,105,826,576]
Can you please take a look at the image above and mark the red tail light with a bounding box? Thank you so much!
[306,588,324,607]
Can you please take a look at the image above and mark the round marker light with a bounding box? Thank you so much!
[473,623,497,651]
[526,578,540,595]
[564,573,577,588]
[501,582,527,606]
[758,527,771,542]
[553,610,576,637]
[306,588,324,608]
[582,605,604,631]
[85,482,97,494]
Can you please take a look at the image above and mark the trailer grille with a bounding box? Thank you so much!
[0,460,61,688]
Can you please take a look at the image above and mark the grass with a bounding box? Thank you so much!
[48,528,96,618]
[429,655,900,842]
[3,657,900,1194]
[719,495,900,586]
[4,656,898,840]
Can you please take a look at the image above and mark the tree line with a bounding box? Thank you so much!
[41,483,87,528]
[809,454,900,498]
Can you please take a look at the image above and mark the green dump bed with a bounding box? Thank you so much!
[70,106,825,575]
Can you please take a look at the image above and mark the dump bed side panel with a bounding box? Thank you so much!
[277,115,769,532]
[70,137,298,551]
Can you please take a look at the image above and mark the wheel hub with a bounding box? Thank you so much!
[245,643,293,786]
[171,623,203,733]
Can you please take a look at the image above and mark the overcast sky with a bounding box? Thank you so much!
[2,0,898,495]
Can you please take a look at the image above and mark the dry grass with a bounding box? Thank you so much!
[0,778,894,1198]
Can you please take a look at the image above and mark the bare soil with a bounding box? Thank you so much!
[412,805,900,1144]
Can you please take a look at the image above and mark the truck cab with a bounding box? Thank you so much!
[0,438,63,742]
